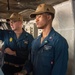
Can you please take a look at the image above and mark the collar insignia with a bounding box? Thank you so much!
[9,37,13,42]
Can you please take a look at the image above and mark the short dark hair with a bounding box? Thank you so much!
[44,12,55,20]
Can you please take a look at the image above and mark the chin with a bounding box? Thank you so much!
[37,26,44,29]
[11,28,15,30]
[37,26,41,29]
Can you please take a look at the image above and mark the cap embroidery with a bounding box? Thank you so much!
[40,4,42,7]
[47,8,49,11]
[19,18,20,20]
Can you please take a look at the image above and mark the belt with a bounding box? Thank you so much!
[4,61,24,67]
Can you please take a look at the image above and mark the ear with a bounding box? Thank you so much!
[47,15,51,20]
[19,21,23,24]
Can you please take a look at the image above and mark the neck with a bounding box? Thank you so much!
[14,28,23,38]
[42,24,52,38]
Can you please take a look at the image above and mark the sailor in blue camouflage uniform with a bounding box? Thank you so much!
[0,13,34,75]
[29,3,69,75]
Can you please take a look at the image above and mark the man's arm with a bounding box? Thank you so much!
[0,29,5,41]
[4,48,16,56]
[52,38,68,75]
[16,35,34,75]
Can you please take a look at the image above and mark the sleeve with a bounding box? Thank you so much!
[51,38,69,75]
[0,29,5,41]
[22,35,34,73]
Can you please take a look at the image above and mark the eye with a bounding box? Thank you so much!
[36,15,41,18]
[10,21,17,24]
[10,21,13,23]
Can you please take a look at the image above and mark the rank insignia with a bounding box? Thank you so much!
[9,37,13,42]
[44,45,52,50]
[44,40,47,43]
[23,40,28,44]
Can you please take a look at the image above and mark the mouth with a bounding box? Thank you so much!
[36,22,39,25]
[11,26,14,28]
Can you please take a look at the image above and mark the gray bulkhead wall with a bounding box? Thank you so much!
[53,1,74,75]
[71,0,75,75]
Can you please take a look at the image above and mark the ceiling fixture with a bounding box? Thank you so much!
[7,0,10,11]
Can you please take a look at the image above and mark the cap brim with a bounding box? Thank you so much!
[9,18,17,20]
[30,11,46,18]
[6,18,10,22]
[6,17,15,21]
[9,18,20,21]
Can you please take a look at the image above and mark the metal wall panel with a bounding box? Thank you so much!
[70,0,75,75]
[53,1,74,75]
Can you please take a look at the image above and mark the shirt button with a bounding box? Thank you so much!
[49,36,52,40]
[51,61,54,64]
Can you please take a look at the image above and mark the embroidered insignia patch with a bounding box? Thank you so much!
[44,40,48,43]
[9,37,13,42]
[23,40,28,44]
[44,45,52,50]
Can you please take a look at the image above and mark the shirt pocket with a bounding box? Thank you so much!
[18,40,28,49]
[41,45,54,66]
[42,45,53,56]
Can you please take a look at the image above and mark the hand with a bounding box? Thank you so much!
[14,73,24,75]
[4,48,16,56]
[18,70,27,75]
[14,70,27,75]
[17,73,24,75]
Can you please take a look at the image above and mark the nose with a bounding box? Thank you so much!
[10,22,13,26]
[36,16,39,22]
